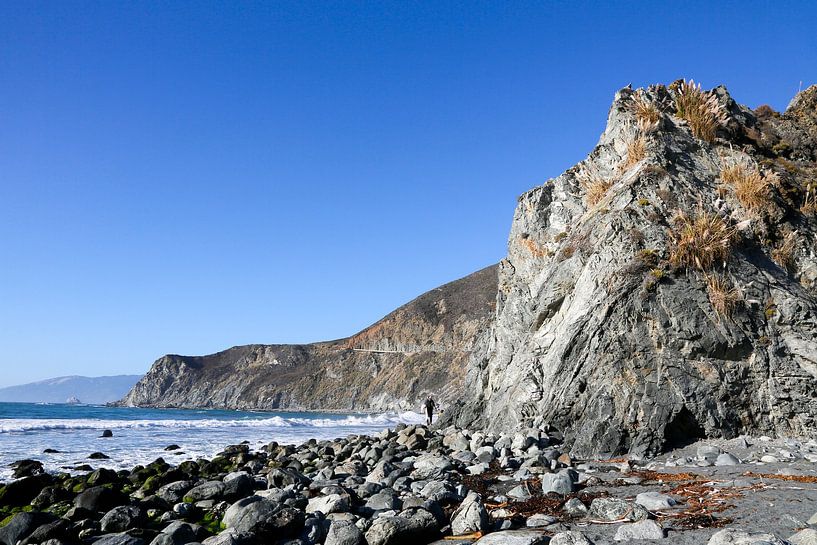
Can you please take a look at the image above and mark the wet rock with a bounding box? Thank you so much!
[74,486,129,512]
[450,492,489,535]
[186,481,225,502]
[100,506,146,533]
[229,500,304,542]
[100,430,114,438]
[613,519,665,540]
[165,445,181,451]
[156,481,194,504]
[0,512,57,545]
[11,459,44,478]
[93,533,145,545]
[324,520,365,545]
[18,519,70,545]
[0,474,53,506]
[89,452,111,459]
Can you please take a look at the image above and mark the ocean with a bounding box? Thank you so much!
[0,402,424,482]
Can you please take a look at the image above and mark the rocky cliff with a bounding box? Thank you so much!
[119,265,497,411]
[448,81,817,458]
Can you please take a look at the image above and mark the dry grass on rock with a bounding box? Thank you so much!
[706,274,741,319]
[674,79,728,142]
[719,163,776,212]
[668,208,735,271]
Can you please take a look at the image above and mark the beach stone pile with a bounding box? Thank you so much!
[4,427,817,545]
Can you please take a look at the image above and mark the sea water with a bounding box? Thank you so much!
[0,402,424,482]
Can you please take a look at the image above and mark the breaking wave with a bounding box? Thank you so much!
[0,410,425,434]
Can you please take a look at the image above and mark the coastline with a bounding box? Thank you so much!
[2,423,817,545]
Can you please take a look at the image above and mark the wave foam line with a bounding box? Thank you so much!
[0,411,425,434]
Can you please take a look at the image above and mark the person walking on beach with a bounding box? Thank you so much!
[423,396,436,426]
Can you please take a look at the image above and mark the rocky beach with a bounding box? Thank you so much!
[4,423,817,545]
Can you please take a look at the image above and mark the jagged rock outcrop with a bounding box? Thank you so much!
[119,265,497,411]
[448,82,817,458]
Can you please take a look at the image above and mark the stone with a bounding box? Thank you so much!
[100,430,114,437]
[525,514,556,528]
[202,532,239,545]
[74,486,128,512]
[507,484,532,500]
[420,481,457,503]
[11,459,44,478]
[365,491,401,511]
[89,452,110,459]
[18,519,69,545]
[0,512,57,545]
[307,494,350,514]
[473,530,550,544]
[707,529,788,544]
[541,470,575,495]
[634,492,676,510]
[0,474,53,506]
[94,534,145,545]
[589,498,648,521]
[100,506,146,533]
[450,492,489,535]
[186,481,225,501]
[324,520,366,545]
[551,531,594,545]
[563,498,588,517]
[761,455,779,463]
[808,511,817,525]
[228,500,304,541]
[156,481,194,504]
[790,529,817,545]
[614,519,665,540]
[715,453,740,466]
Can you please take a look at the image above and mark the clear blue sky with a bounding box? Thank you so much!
[1,1,815,387]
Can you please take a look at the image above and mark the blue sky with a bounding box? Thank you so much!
[1,1,815,387]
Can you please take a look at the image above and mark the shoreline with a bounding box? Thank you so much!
[2,424,817,545]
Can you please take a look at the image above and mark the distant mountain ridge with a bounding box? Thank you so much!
[0,375,143,404]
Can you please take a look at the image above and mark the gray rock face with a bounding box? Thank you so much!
[450,83,817,457]
[118,266,497,412]
[790,529,817,545]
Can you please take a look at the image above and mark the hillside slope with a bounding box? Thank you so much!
[448,82,817,457]
[119,265,497,411]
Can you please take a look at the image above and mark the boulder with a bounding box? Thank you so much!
[634,492,676,511]
[94,534,145,545]
[450,492,489,535]
[101,506,146,533]
[473,530,550,544]
[74,486,129,512]
[541,470,575,495]
[229,501,304,542]
[589,498,648,521]
[613,520,665,540]
[0,512,57,545]
[790,529,817,545]
[324,520,366,545]
[707,529,788,544]
[551,531,594,545]
[306,494,349,515]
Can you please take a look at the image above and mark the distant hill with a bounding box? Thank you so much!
[0,375,143,404]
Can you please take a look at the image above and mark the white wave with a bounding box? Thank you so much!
[0,410,425,434]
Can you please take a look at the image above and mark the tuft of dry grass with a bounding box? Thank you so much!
[674,79,728,142]
[719,163,774,211]
[802,182,817,215]
[771,232,797,272]
[631,93,661,132]
[668,208,736,271]
[578,164,613,207]
[620,125,647,172]
[706,274,740,319]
